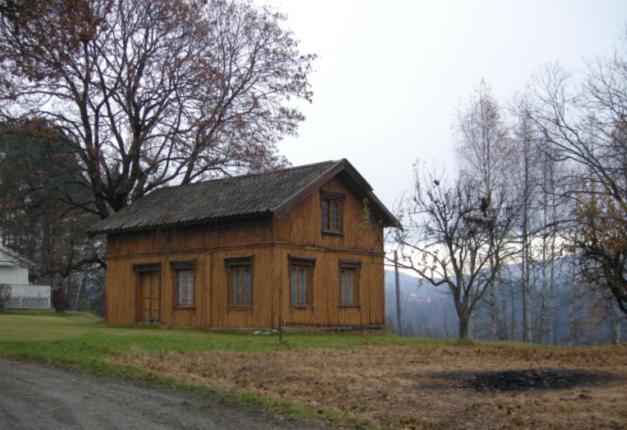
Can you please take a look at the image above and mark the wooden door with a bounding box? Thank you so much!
[136,268,161,323]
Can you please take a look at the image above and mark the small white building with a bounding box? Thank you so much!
[0,244,30,284]
[0,245,50,309]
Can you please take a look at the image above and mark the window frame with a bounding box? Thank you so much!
[289,255,315,309]
[171,261,195,309]
[338,259,361,308]
[321,190,345,236]
[225,256,254,311]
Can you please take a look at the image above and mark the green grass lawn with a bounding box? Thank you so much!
[0,310,450,363]
[0,310,558,370]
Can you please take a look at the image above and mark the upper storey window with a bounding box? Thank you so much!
[321,191,344,235]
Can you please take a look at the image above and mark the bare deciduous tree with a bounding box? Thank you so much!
[456,80,511,339]
[394,166,518,340]
[528,44,626,314]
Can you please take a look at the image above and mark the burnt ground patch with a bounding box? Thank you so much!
[440,368,621,392]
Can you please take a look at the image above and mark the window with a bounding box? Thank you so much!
[339,260,360,306]
[226,257,253,308]
[321,191,344,234]
[289,256,314,307]
[171,261,194,307]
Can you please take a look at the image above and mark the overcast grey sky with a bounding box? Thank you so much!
[264,0,626,209]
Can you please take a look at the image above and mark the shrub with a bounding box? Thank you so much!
[51,286,70,313]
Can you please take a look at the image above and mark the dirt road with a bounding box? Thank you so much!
[0,359,322,430]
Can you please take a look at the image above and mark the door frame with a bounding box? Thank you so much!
[133,263,161,323]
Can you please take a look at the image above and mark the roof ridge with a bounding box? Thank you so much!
[155,159,340,192]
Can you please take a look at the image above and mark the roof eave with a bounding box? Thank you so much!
[89,210,274,236]
[0,245,35,267]
[365,191,400,228]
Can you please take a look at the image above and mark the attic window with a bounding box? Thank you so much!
[321,191,344,235]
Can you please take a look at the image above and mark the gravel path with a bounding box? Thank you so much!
[0,359,323,430]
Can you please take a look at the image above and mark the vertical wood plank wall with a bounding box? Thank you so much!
[105,176,385,328]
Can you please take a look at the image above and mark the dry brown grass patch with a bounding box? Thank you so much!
[112,344,627,429]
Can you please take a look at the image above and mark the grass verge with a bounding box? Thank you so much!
[0,310,434,428]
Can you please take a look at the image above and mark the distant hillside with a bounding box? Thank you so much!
[384,270,457,338]
[383,256,625,345]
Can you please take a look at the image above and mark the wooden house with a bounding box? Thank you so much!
[89,159,398,328]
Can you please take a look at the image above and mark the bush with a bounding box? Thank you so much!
[0,284,10,312]
[51,286,70,313]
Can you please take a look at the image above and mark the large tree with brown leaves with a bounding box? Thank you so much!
[0,0,315,219]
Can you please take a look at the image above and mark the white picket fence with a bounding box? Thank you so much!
[4,285,51,309]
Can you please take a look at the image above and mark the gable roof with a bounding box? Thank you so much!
[0,245,33,268]
[89,159,398,235]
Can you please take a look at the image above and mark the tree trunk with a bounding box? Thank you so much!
[497,270,508,339]
[73,275,84,310]
[520,117,533,342]
[609,300,622,345]
[611,317,621,345]
[458,315,470,340]
[489,282,498,339]
[521,239,533,342]
[510,280,517,339]
[547,232,557,345]
[537,288,547,343]
[521,160,531,341]
[567,260,578,346]
[394,251,402,336]
[547,158,558,345]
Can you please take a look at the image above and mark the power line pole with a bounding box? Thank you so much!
[394,250,402,336]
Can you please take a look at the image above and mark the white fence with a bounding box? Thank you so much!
[5,285,51,309]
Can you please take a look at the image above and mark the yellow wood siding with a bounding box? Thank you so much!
[273,177,384,252]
